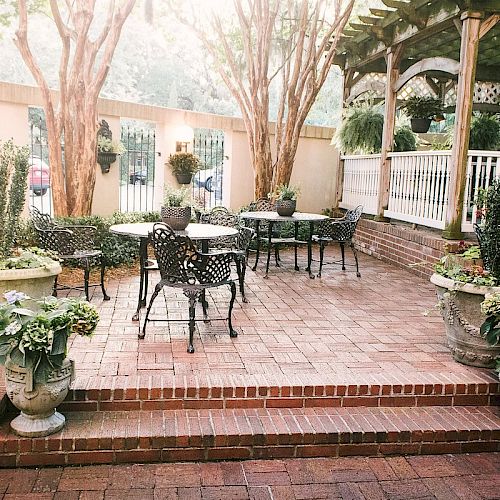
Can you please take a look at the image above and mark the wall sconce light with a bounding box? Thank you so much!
[175,125,194,153]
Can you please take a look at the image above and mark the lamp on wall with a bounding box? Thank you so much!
[175,125,194,152]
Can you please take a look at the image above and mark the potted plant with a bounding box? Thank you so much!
[401,96,443,133]
[0,140,61,300]
[274,184,300,216]
[469,114,500,151]
[430,180,500,368]
[0,292,99,436]
[97,136,125,174]
[168,152,200,184]
[161,186,192,230]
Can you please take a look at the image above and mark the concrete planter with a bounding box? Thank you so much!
[5,357,74,437]
[431,273,500,368]
[0,262,62,304]
[276,199,296,216]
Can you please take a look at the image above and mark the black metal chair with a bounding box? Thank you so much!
[30,207,110,301]
[200,207,255,302]
[474,223,489,270]
[313,205,363,278]
[141,222,238,353]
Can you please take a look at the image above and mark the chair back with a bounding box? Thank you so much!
[318,205,363,241]
[30,206,56,230]
[200,206,239,249]
[344,205,363,222]
[249,197,275,211]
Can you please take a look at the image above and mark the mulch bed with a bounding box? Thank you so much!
[58,261,140,286]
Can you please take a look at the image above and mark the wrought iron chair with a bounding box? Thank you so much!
[313,205,363,278]
[473,223,490,270]
[200,207,255,302]
[30,207,110,301]
[141,223,238,353]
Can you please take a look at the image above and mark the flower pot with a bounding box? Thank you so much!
[410,118,432,133]
[276,199,296,217]
[175,173,193,185]
[0,262,62,305]
[5,357,74,437]
[97,151,118,173]
[430,273,500,368]
[161,206,192,230]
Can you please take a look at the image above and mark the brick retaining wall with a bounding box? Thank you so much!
[354,219,469,279]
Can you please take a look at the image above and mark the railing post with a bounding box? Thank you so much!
[376,44,403,222]
[443,11,482,239]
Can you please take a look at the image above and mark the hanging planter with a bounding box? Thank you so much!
[96,120,125,174]
[168,153,200,185]
[175,173,194,184]
[97,151,118,173]
[410,118,432,133]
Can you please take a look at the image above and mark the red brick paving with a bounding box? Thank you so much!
[3,248,491,393]
[0,454,498,499]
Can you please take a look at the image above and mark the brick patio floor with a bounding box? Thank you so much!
[59,247,496,389]
[0,453,498,499]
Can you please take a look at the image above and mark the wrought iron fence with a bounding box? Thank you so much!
[28,107,53,215]
[192,129,224,210]
[120,124,156,213]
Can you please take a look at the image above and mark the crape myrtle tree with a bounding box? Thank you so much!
[15,0,135,216]
[176,0,353,198]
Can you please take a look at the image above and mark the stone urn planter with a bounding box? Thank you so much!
[431,273,500,368]
[0,263,62,304]
[276,199,296,217]
[161,206,191,230]
[5,357,74,437]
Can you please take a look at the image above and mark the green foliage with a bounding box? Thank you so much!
[168,153,200,176]
[53,212,159,268]
[393,126,417,152]
[401,97,443,119]
[0,247,59,270]
[0,292,99,385]
[97,136,125,154]
[163,186,192,207]
[480,180,500,281]
[469,114,500,151]
[337,106,384,154]
[0,140,30,258]
[480,293,500,349]
[274,184,300,201]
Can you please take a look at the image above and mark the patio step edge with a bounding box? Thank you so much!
[60,381,500,412]
[1,405,499,467]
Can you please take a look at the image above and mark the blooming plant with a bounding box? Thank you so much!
[273,184,300,201]
[0,291,99,384]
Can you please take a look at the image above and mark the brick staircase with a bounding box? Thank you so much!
[1,378,499,467]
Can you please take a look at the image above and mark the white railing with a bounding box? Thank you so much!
[339,154,380,215]
[339,150,500,232]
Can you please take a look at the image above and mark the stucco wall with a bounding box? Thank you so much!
[0,81,339,216]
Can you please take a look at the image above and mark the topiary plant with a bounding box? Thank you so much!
[469,114,500,151]
[481,180,500,281]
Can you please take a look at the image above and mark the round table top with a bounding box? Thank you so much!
[239,211,328,222]
[109,222,238,240]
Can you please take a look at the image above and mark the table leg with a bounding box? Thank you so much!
[294,221,299,271]
[133,237,148,321]
[252,220,261,271]
[307,221,315,279]
[265,221,273,278]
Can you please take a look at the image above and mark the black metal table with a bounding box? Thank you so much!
[109,222,238,320]
[238,211,328,278]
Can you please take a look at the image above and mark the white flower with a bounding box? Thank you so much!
[3,290,30,305]
[3,321,21,336]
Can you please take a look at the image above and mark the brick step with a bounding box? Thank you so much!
[60,379,500,412]
[1,406,499,467]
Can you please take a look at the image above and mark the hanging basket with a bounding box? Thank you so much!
[97,152,118,173]
[410,118,432,134]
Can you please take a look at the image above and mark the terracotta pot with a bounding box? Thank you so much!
[276,199,296,217]
[0,262,62,306]
[5,357,74,437]
[431,273,500,368]
[160,206,192,230]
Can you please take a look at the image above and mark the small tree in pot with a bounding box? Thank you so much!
[401,96,443,133]
[161,186,193,230]
[431,180,500,368]
[0,292,99,436]
[168,152,200,184]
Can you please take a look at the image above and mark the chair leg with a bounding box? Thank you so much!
[100,257,110,301]
[351,241,361,278]
[140,282,163,339]
[237,257,248,303]
[83,260,90,301]
[142,268,149,307]
[201,289,209,322]
[52,275,58,297]
[274,246,280,267]
[340,243,346,271]
[318,242,325,278]
[187,292,197,353]
[228,281,238,338]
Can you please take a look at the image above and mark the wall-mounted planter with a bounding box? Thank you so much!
[175,173,193,184]
[97,152,118,174]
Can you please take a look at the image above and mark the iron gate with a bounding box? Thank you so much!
[120,124,156,213]
[192,129,224,209]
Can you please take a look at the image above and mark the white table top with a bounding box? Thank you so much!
[109,222,238,240]
[239,211,328,222]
